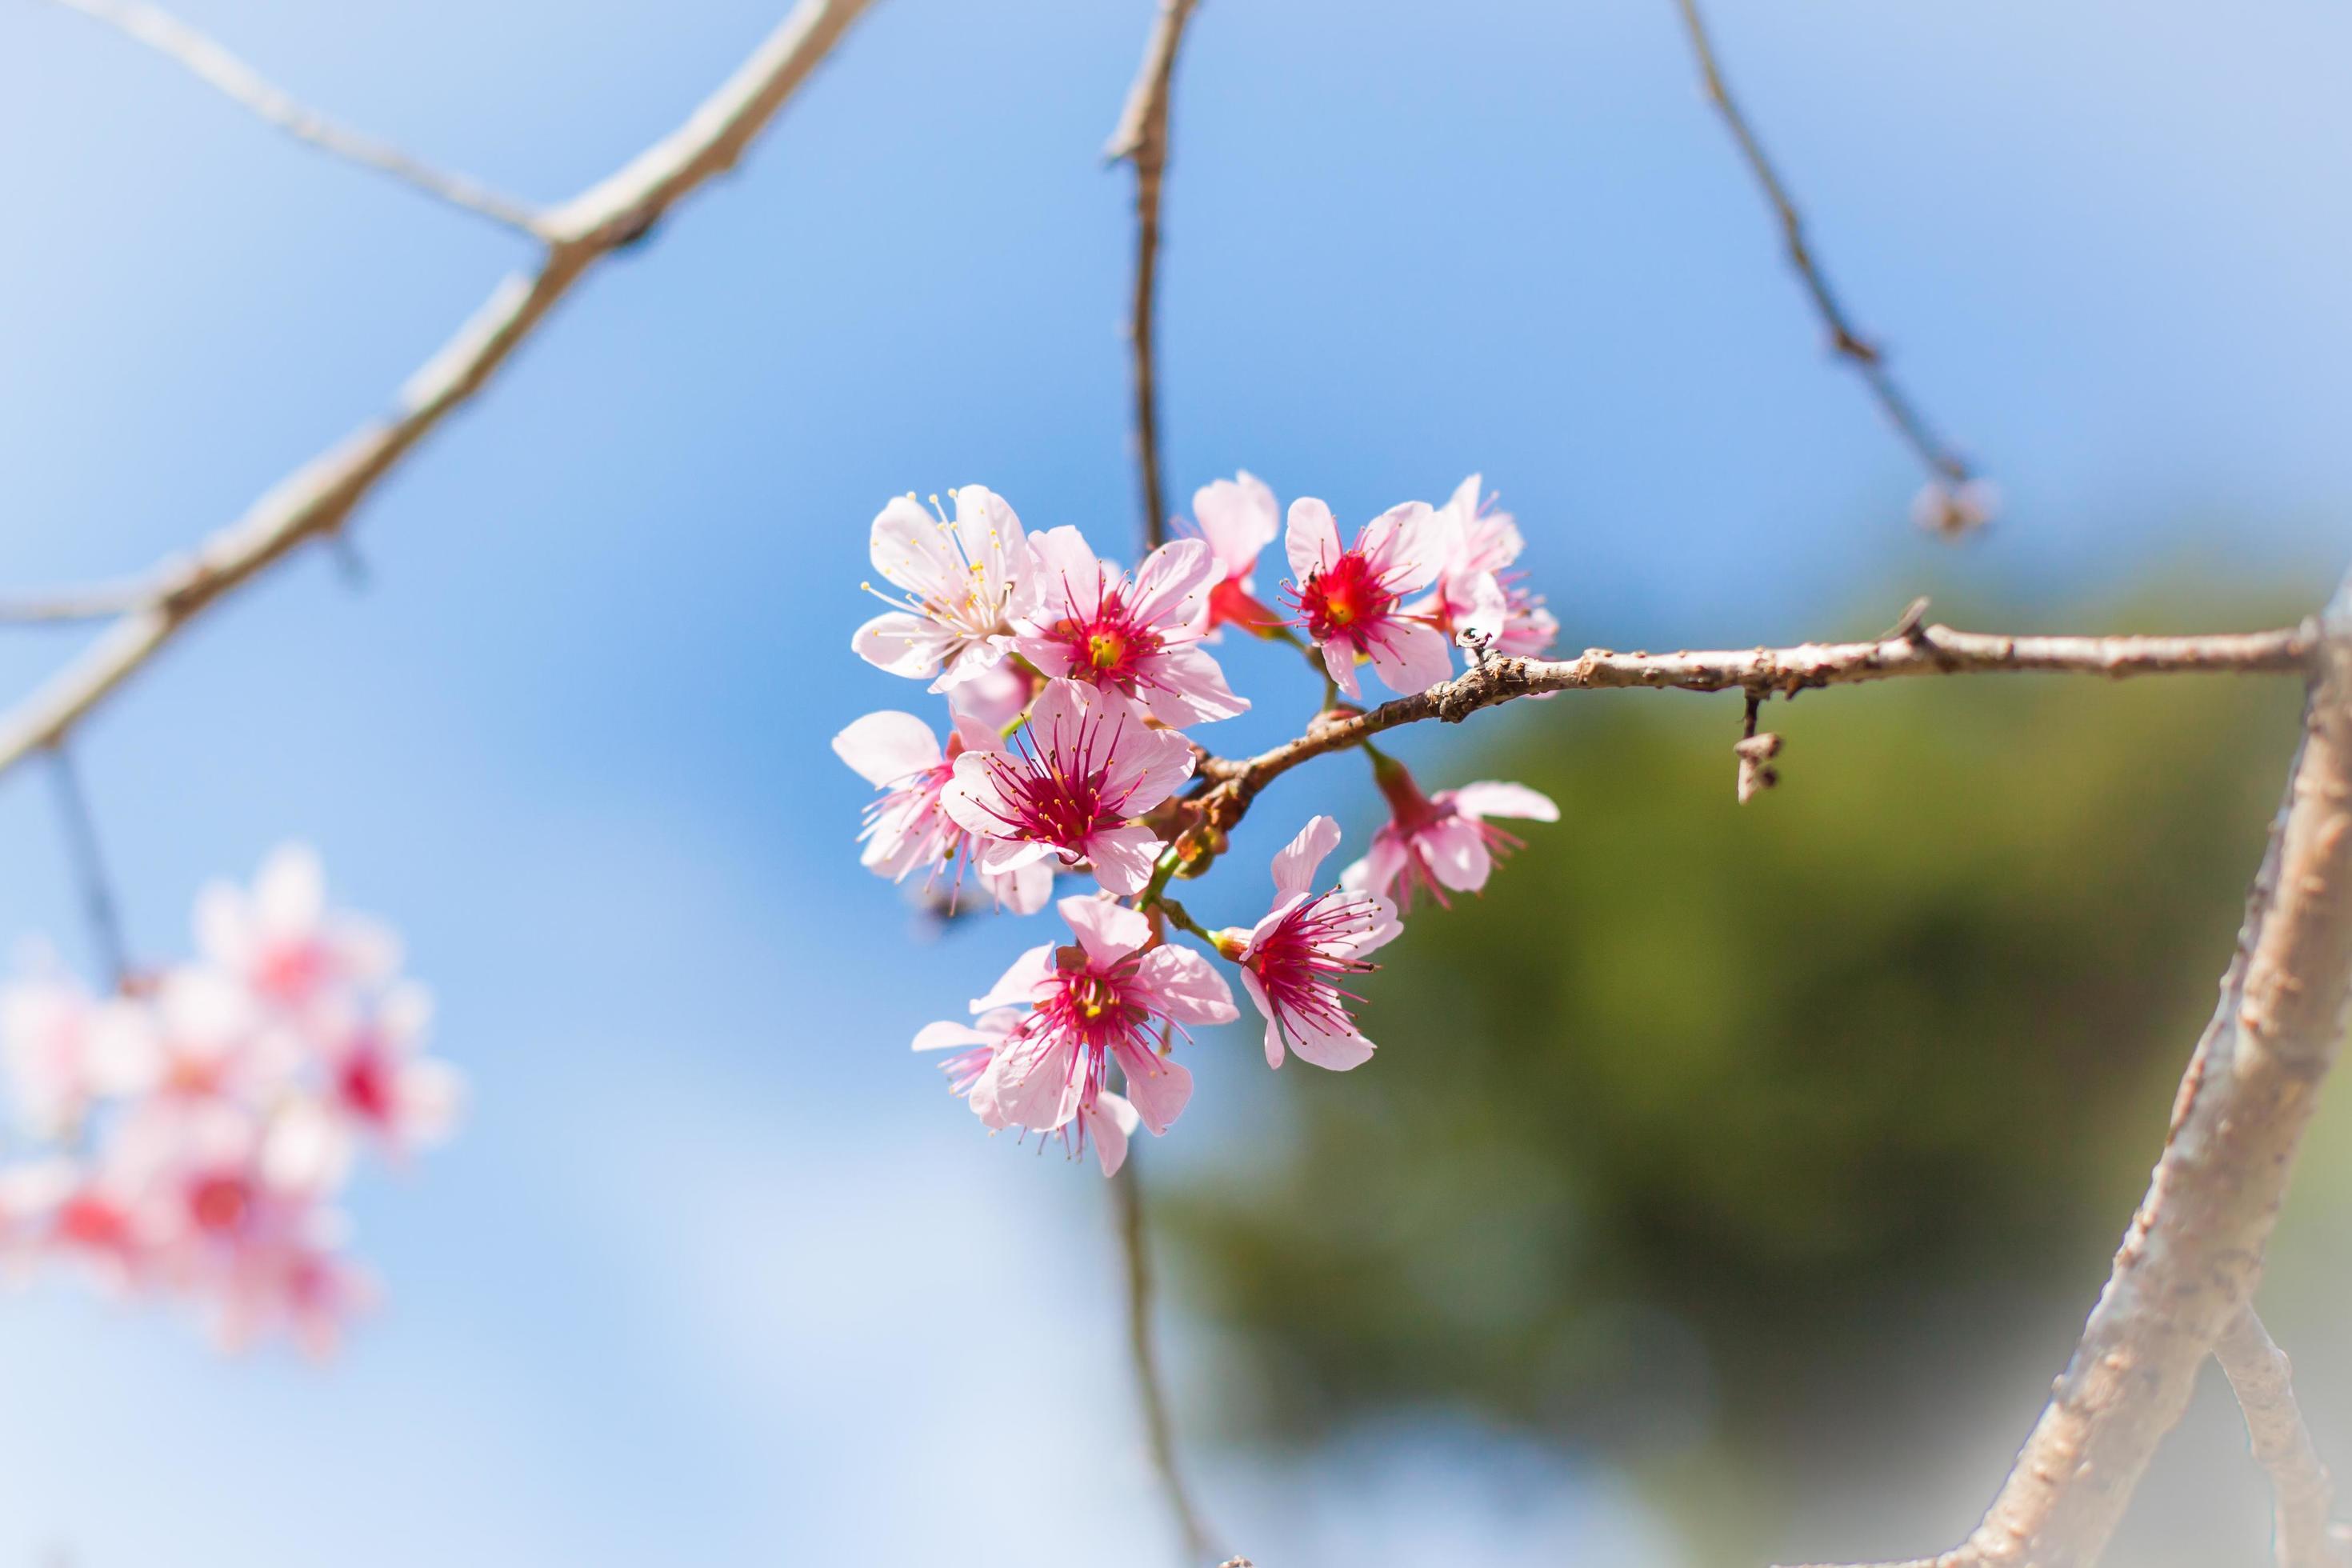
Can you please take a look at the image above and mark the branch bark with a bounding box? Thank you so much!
[1106,0,1200,550]
[2215,1307,2350,1568]
[1113,1153,1219,1564]
[1779,566,2352,1567]
[0,0,878,784]
[1669,0,1980,519]
[45,0,545,237]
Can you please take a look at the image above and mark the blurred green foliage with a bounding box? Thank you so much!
[1163,589,2315,1555]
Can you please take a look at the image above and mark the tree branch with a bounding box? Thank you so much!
[1113,1153,1219,1564]
[0,0,878,784]
[43,0,546,238]
[1187,616,2320,836]
[2215,1307,2351,1568]
[1778,566,2352,1566]
[1669,0,1982,526]
[43,745,129,992]
[1105,0,1199,551]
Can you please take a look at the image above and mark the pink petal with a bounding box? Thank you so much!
[1083,825,1165,896]
[1105,724,1197,815]
[1087,1092,1140,1177]
[1135,946,1238,1026]
[1322,638,1364,701]
[1110,1041,1193,1134]
[1422,818,1494,893]
[1449,782,1560,823]
[913,1020,997,1053]
[1236,966,1286,1068]
[1285,498,1342,584]
[1342,831,1409,901]
[1192,472,1278,577]
[1270,815,1342,902]
[941,753,1015,838]
[852,611,959,679]
[1282,1012,1377,1073]
[1139,646,1249,727]
[1026,526,1113,622]
[1365,618,1454,695]
[1059,896,1151,965]
[1127,538,1215,630]
[1358,501,1441,595]
[831,710,943,786]
[971,945,1055,1011]
[988,1034,1083,1132]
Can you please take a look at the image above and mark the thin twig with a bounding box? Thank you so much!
[42,746,128,992]
[44,0,546,238]
[1187,617,2321,834]
[1113,1153,1218,1563]
[0,0,878,785]
[1670,0,1978,497]
[1106,0,1200,550]
[0,580,156,626]
[1778,565,2352,1567]
[2215,1307,2350,1568]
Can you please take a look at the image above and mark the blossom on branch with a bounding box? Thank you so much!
[1412,474,1558,659]
[1184,471,1284,637]
[1282,497,1450,698]
[852,486,1031,690]
[1343,751,1560,913]
[942,679,1194,896]
[1216,816,1399,1071]
[1009,526,1246,726]
[833,709,1054,914]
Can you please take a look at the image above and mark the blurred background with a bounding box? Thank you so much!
[0,0,2347,1562]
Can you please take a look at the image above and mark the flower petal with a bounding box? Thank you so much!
[1135,946,1238,1026]
[1126,538,1215,630]
[1087,1092,1139,1177]
[1191,471,1279,578]
[971,945,1055,1011]
[852,611,959,679]
[1365,618,1454,696]
[1110,1041,1193,1135]
[1285,498,1342,584]
[1270,815,1342,902]
[1083,825,1165,896]
[1059,896,1151,966]
[831,711,943,787]
[1449,782,1561,823]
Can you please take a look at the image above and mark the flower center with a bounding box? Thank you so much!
[978,713,1136,850]
[1290,551,1394,643]
[1049,588,1164,691]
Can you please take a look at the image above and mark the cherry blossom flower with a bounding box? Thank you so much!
[942,679,1194,896]
[938,898,1235,1155]
[1342,752,1559,913]
[1009,527,1246,726]
[1412,474,1559,659]
[833,709,1054,914]
[195,845,399,1017]
[310,984,461,1162]
[1910,475,2001,538]
[914,1006,1141,1174]
[0,957,155,1139]
[1184,471,1284,637]
[851,486,1030,690]
[1282,497,1450,698]
[1217,816,1400,1071]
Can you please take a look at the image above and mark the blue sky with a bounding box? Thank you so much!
[0,0,2345,1562]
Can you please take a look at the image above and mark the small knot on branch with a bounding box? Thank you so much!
[1736,691,1782,803]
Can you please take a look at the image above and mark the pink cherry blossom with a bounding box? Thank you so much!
[194,845,399,1017]
[950,898,1236,1152]
[851,486,1030,690]
[1282,497,1451,699]
[1220,816,1400,1071]
[1010,526,1247,726]
[0,956,155,1139]
[914,1006,1141,1174]
[833,709,1054,914]
[309,984,461,1161]
[942,679,1194,896]
[1411,474,1559,659]
[1184,471,1284,638]
[1343,754,1559,913]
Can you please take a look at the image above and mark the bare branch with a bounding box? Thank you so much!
[1189,617,2320,830]
[0,580,156,626]
[44,0,546,238]
[1106,0,1200,550]
[2215,1307,2351,1568]
[1777,566,2352,1567]
[43,746,129,992]
[1670,0,1982,519]
[1112,1154,1218,1563]
[0,0,878,784]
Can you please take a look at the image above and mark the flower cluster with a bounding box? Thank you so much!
[841,477,1559,1171]
[0,846,460,1354]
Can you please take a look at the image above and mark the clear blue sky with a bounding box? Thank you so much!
[0,0,2344,1562]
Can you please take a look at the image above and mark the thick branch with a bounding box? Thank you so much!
[1113,1154,1218,1563]
[1190,618,2320,830]
[46,0,545,237]
[1779,567,2352,1567]
[1669,0,1979,513]
[1105,0,1199,550]
[2215,1307,2350,1568]
[0,0,877,783]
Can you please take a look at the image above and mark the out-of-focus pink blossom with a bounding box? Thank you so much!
[1282,498,1451,698]
[1010,527,1247,726]
[942,680,1194,896]
[1411,474,1559,659]
[833,710,1054,914]
[1184,471,1284,638]
[0,955,154,1139]
[195,845,399,1016]
[923,898,1235,1161]
[852,486,1031,690]
[1218,816,1400,1071]
[1342,753,1558,913]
